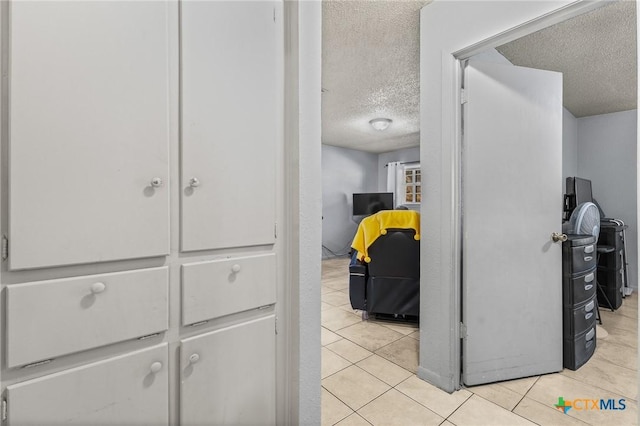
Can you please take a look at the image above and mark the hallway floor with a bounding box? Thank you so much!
[321,257,638,426]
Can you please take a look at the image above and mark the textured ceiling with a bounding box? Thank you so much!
[497,0,637,118]
[322,0,637,154]
[322,0,430,154]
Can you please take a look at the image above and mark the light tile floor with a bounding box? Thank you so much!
[321,257,638,426]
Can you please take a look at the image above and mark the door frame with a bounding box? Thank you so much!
[418,0,612,393]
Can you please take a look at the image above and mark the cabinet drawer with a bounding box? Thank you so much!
[7,344,168,425]
[182,254,276,325]
[563,326,596,371]
[563,295,597,338]
[6,267,169,368]
[562,267,596,307]
[567,243,597,274]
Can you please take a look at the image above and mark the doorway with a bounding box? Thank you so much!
[419,0,637,393]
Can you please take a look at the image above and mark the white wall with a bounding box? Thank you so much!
[295,1,322,423]
[563,108,578,181]
[322,144,378,258]
[577,109,638,289]
[377,146,420,190]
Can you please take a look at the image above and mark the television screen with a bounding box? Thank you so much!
[565,177,593,220]
[352,193,394,216]
[574,177,593,206]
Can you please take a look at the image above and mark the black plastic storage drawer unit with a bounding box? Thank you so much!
[562,234,597,275]
[563,326,596,370]
[562,234,597,370]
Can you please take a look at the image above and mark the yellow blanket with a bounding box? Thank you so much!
[351,210,420,263]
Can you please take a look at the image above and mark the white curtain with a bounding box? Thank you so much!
[386,162,403,207]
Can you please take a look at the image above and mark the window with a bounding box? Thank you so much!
[403,166,421,204]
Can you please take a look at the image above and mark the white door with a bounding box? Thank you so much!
[181,1,281,252]
[6,344,169,425]
[180,316,276,425]
[462,60,563,385]
[8,1,170,270]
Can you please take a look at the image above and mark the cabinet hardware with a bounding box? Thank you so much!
[150,362,163,373]
[138,333,161,341]
[90,282,107,294]
[189,353,200,364]
[22,359,53,369]
[2,236,8,261]
[459,322,467,339]
[150,177,164,188]
[274,222,278,238]
[231,264,241,273]
[189,177,200,188]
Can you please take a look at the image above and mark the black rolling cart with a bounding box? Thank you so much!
[562,234,597,370]
[597,220,629,310]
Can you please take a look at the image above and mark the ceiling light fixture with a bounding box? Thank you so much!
[369,118,392,131]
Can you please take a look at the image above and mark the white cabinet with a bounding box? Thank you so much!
[2,1,283,424]
[8,1,171,270]
[182,254,276,325]
[181,0,281,252]
[6,267,169,368]
[6,344,169,425]
[180,316,276,426]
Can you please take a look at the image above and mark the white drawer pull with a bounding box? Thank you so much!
[150,177,164,188]
[189,353,200,364]
[90,282,106,294]
[150,361,163,373]
[231,264,241,273]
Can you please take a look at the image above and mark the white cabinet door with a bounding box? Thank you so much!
[8,1,170,270]
[180,316,276,425]
[6,344,169,425]
[181,1,281,251]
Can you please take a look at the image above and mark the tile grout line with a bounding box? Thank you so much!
[443,392,473,424]
[391,375,471,422]
[321,384,356,426]
[466,393,541,425]
[511,376,541,414]
[350,388,396,426]
[591,346,638,373]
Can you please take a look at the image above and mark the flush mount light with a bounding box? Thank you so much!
[369,118,392,131]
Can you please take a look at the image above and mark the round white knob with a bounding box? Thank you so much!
[90,282,106,294]
[189,177,200,188]
[231,264,241,273]
[150,361,162,374]
[189,353,200,364]
[150,177,163,188]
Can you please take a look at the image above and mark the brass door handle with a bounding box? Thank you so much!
[551,232,568,243]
